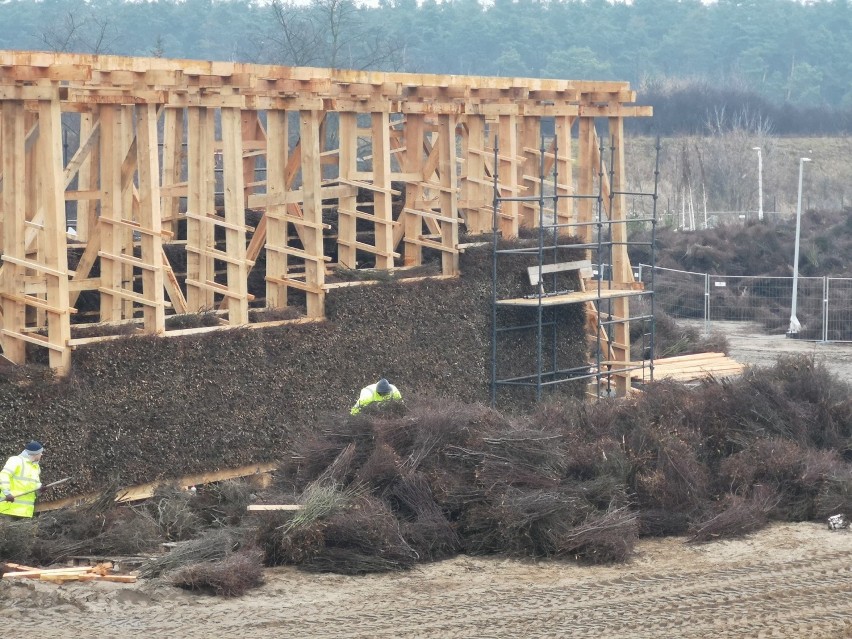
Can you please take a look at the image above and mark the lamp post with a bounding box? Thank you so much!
[788,157,811,337]
[752,146,763,221]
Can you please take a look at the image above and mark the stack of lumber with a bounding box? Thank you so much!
[1,562,136,583]
[629,352,745,383]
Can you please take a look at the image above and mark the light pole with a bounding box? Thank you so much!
[752,146,763,221]
[788,156,811,337]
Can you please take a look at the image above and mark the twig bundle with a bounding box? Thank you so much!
[170,549,265,597]
[138,528,239,578]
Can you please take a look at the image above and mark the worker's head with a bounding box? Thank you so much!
[23,440,43,461]
[376,378,391,396]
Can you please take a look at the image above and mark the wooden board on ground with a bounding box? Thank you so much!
[36,462,277,512]
[1,561,136,584]
[629,352,745,384]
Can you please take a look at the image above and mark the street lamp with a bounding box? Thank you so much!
[788,156,811,337]
[752,146,763,221]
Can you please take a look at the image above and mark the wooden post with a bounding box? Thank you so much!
[609,116,632,396]
[401,113,425,265]
[437,114,459,276]
[299,110,326,318]
[519,115,540,228]
[552,115,575,228]
[0,100,27,364]
[161,107,184,237]
[337,112,357,269]
[37,96,71,372]
[371,111,394,270]
[75,111,99,242]
[497,114,519,237]
[220,107,249,325]
[459,115,490,235]
[265,109,289,308]
[135,104,166,334]
[98,106,124,321]
[186,107,215,311]
[577,117,596,246]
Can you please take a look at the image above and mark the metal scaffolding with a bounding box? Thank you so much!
[490,134,661,404]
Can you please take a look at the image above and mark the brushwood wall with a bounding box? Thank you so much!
[0,245,587,498]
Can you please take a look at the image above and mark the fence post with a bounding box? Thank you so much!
[704,272,710,336]
[823,276,829,342]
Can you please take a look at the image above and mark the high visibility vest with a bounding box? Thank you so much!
[0,455,42,518]
[351,383,402,415]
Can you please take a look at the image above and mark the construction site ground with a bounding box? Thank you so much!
[3,322,852,637]
[2,521,849,638]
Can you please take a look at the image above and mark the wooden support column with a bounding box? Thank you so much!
[0,108,3,253]
[37,96,71,372]
[185,107,215,311]
[577,117,596,245]
[552,115,575,228]
[0,107,4,249]
[0,100,27,364]
[459,115,490,235]
[401,113,424,266]
[337,112,357,268]
[371,111,394,270]
[74,112,99,242]
[265,109,289,308]
[437,114,459,275]
[299,110,326,318]
[497,114,519,237]
[119,106,136,319]
[609,115,632,396]
[220,107,249,325]
[161,107,184,236]
[519,115,541,228]
[135,104,166,334]
[241,110,263,203]
[98,106,125,321]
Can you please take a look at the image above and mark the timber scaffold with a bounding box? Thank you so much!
[0,50,651,379]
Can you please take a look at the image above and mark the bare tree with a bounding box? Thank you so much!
[37,10,119,54]
[265,0,402,70]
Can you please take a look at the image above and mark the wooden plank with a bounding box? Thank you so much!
[37,462,278,512]
[4,567,93,578]
[1,562,41,572]
[246,504,303,511]
[528,260,592,285]
[497,288,645,307]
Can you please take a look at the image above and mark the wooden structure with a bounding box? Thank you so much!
[0,50,651,387]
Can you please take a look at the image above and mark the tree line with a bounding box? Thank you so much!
[1,0,851,134]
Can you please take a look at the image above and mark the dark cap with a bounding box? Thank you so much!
[25,441,44,453]
[376,378,391,395]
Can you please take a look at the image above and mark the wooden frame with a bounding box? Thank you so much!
[0,50,651,384]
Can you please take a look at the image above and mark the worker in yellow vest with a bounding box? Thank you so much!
[351,378,402,415]
[0,440,44,518]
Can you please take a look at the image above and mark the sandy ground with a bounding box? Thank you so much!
[702,319,852,386]
[1,522,850,638]
[2,323,851,637]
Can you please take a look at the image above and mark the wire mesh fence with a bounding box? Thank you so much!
[638,265,852,343]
